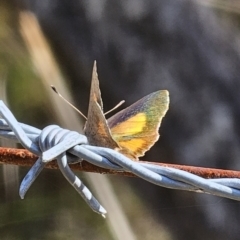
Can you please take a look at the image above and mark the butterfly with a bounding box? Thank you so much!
[84,61,169,160]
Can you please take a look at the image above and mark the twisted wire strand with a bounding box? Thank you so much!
[0,101,240,216]
[0,101,106,216]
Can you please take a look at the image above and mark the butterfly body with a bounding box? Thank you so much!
[84,61,169,160]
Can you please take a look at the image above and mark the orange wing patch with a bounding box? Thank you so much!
[110,113,147,136]
[111,113,159,159]
[117,138,149,158]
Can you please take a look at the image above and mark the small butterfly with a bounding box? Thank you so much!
[84,61,169,160]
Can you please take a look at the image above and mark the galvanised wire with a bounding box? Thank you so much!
[0,100,240,216]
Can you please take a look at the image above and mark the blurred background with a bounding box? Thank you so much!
[1,0,240,239]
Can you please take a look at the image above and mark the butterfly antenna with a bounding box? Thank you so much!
[51,85,87,120]
[105,100,125,116]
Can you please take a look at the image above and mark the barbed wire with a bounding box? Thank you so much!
[0,100,240,217]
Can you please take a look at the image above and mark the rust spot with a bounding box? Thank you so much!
[0,147,240,179]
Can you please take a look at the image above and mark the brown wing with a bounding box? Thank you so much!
[84,61,119,149]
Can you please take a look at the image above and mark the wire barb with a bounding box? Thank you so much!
[1,100,240,215]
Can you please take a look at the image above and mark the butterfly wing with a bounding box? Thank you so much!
[108,90,169,159]
[84,61,119,149]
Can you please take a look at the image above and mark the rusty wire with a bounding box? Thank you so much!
[1,100,240,216]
